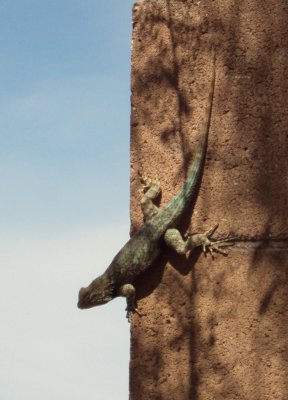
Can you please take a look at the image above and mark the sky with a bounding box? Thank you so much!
[0,1,135,399]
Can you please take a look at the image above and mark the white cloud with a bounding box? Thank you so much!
[0,224,130,400]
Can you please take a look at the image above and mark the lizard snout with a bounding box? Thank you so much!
[77,287,89,309]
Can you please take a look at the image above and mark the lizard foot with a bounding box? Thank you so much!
[126,307,142,323]
[141,176,161,194]
[190,224,234,257]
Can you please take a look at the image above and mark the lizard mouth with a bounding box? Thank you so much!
[77,298,91,309]
[78,301,95,309]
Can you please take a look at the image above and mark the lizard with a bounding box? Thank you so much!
[77,51,229,321]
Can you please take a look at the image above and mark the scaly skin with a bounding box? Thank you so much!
[77,52,228,320]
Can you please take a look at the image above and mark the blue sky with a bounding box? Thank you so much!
[0,0,133,229]
[0,1,135,399]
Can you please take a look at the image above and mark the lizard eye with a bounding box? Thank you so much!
[79,287,88,298]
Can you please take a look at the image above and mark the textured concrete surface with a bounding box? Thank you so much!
[129,1,288,399]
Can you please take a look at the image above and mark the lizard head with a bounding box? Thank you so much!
[77,275,114,309]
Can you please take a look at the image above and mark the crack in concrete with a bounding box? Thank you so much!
[230,240,288,252]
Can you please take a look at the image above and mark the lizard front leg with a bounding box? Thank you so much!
[164,224,231,256]
[118,283,141,322]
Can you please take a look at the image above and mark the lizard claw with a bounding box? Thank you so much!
[204,224,235,257]
[190,224,234,257]
[140,176,150,190]
[126,307,142,323]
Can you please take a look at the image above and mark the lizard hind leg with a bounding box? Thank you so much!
[164,225,232,257]
[164,228,191,255]
[140,176,161,220]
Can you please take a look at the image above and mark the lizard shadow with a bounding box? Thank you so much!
[134,231,203,306]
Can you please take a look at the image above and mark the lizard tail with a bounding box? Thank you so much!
[161,50,217,227]
[182,49,216,200]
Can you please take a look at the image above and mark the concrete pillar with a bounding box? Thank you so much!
[130,1,288,399]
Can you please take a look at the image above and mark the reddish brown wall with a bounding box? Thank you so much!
[129,1,288,399]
